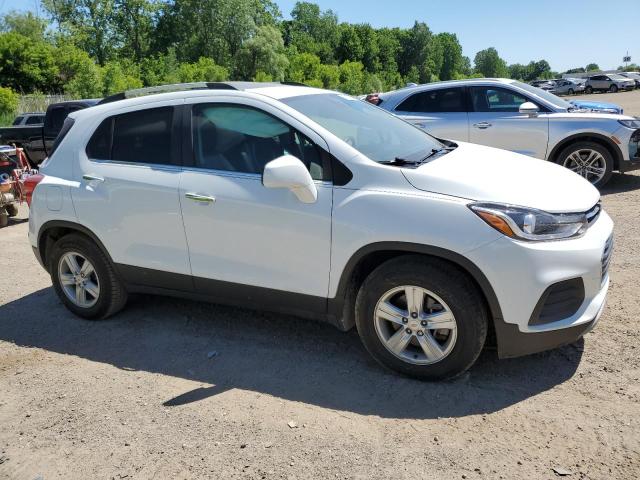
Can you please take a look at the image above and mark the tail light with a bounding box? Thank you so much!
[23,174,44,207]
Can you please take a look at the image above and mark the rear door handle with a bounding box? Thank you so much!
[185,192,216,203]
[82,174,104,182]
[473,122,492,129]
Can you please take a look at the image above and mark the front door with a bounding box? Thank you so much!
[467,86,549,159]
[178,99,333,311]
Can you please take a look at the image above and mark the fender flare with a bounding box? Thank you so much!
[548,132,623,169]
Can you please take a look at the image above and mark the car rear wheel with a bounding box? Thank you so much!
[585,86,593,94]
[355,256,488,380]
[50,233,128,320]
[568,88,574,95]
[558,141,613,188]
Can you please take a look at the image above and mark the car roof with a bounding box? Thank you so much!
[378,78,517,100]
[69,82,330,121]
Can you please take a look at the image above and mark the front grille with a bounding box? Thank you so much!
[529,278,585,326]
[601,235,614,284]
[585,202,601,225]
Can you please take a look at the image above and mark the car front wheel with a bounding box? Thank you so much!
[585,86,593,94]
[50,233,128,319]
[558,141,613,188]
[355,256,488,380]
[609,85,618,93]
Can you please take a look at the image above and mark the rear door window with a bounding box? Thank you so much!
[86,107,176,165]
[396,88,466,113]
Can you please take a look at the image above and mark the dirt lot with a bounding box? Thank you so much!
[2,109,640,480]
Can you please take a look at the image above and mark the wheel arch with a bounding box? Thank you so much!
[328,242,504,335]
[548,133,623,171]
[38,220,114,273]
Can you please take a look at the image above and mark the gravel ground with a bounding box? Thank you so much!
[2,118,640,479]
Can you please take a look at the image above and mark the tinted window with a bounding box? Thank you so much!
[192,104,327,180]
[470,87,529,113]
[86,107,174,165]
[396,88,465,113]
[25,115,44,125]
[12,116,23,125]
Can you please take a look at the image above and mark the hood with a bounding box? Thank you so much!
[402,143,599,213]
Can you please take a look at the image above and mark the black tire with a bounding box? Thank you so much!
[585,86,593,94]
[568,88,574,95]
[5,203,18,217]
[609,84,618,93]
[49,233,128,320]
[556,141,613,188]
[355,255,488,380]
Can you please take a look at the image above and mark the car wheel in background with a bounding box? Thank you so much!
[50,233,128,320]
[355,255,488,380]
[609,85,618,93]
[558,141,613,188]
[568,88,574,95]
[585,86,593,94]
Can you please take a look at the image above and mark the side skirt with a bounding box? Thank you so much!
[115,264,335,325]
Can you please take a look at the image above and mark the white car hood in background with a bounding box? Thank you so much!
[402,142,600,213]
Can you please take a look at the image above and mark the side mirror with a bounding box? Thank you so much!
[263,155,317,204]
[519,102,539,117]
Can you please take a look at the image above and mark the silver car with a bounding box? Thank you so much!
[375,78,640,187]
[585,74,635,93]
[553,79,585,95]
[620,72,640,89]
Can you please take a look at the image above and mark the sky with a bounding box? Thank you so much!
[1,0,637,72]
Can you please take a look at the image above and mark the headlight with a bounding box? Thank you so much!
[469,203,588,241]
[619,119,640,129]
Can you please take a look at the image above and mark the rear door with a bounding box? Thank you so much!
[178,97,333,308]
[467,85,549,159]
[393,87,469,142]
[72,101,191,286]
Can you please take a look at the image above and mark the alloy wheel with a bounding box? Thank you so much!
[562,148,607,184]
[374,285,457,365]
[58,251,100,308]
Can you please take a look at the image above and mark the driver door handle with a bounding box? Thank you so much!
[185,192,216,204]
[473,122,492,129]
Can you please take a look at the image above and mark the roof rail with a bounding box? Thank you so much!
[98,81,310,105]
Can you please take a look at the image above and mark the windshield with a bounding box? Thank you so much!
[512,81,572,110]
[281,93,444,163]
[609,74,627,80]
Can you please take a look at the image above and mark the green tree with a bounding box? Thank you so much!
[64,57,103,97]
[338,60,364,94]
[585,63,600,72]
[336,24,363,64]
[101,60,143,95]
[284,2,339,63]
[0,32,58,92]
[236,25,288,80]
[565,67,586,74]
[435,32,463,80]
[112,0,158,62]
[0,86,18,115]
[0,11,48,41]
[474,47,508,77]
[177,57,228,82]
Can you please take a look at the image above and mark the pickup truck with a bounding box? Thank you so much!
[0,99,99,165]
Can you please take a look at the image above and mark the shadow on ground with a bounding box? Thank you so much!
[0,288,584,419]
[601,172,640,195]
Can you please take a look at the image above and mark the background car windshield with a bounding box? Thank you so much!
[281,93,443,163]
[514,81,572,110]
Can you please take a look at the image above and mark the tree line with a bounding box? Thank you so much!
[0,0,621,106]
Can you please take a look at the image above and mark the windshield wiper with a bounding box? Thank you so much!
[378,157,420,166]
[418,146,456,162]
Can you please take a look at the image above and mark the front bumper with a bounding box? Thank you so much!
[466,210,613,358]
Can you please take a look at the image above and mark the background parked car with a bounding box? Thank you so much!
[585,74,635,93]
[0,99,98,165]
[620,72,640,89]
[12,113,44,126]
[530,80,555,91]
[553,79,585,95]
[375,78,640,187]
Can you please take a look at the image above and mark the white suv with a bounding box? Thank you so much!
[29,82,613,380]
